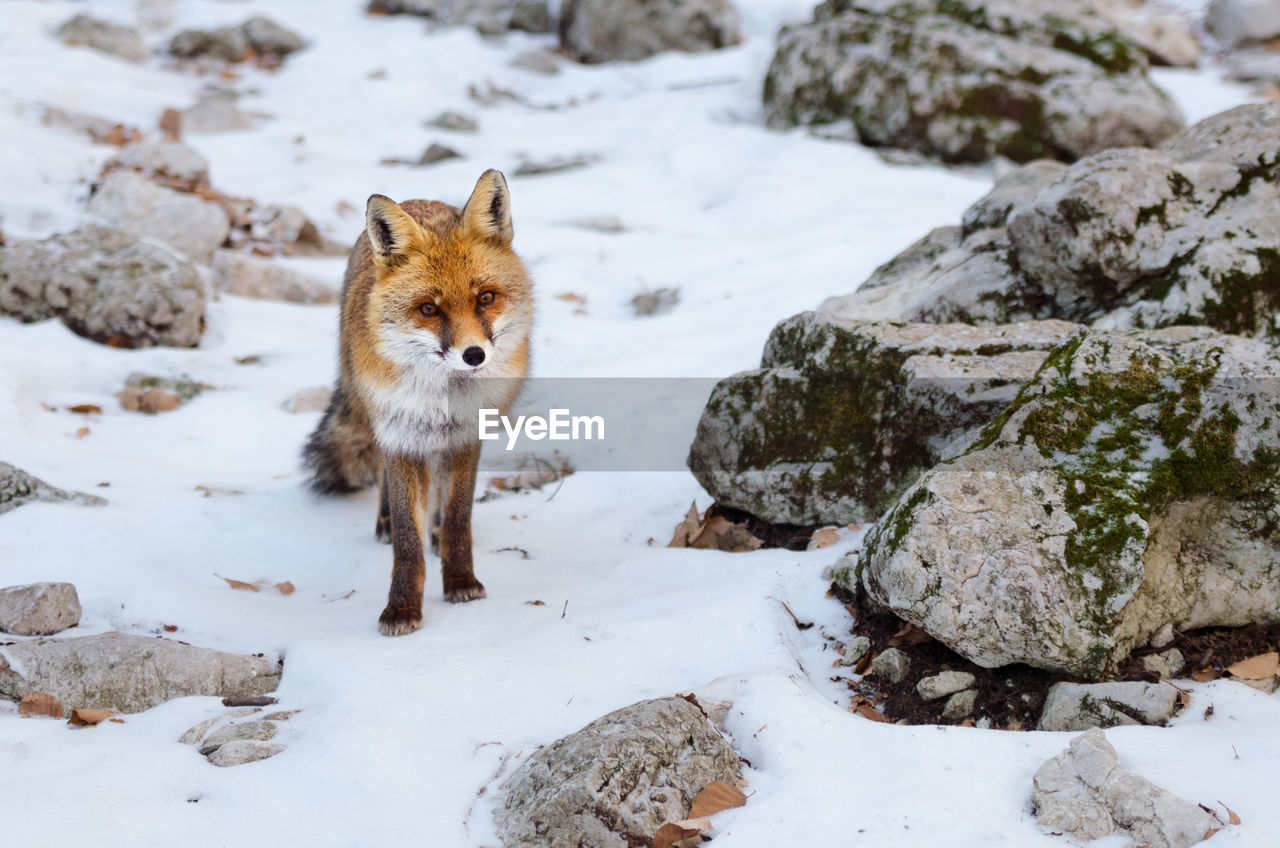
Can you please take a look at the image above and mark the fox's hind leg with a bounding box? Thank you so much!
[374,466,392,544]
[427,469,446,556]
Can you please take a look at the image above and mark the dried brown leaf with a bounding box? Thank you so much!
[808,527,840,550]
[1226,651,1278,680]
[1220,803,1241,825]
[216,574,260,592]
[889,622,933,647]
[688,781,747,819]
[274,581,295,596]
[75,427,90,438]
[1192,668,1220,683]
[554,292,587,303]
[19,692,62,718]
[68,708,117,726]
[653,820,705,848]
[524,600,546,606]
[68,404,102,414]
[668,502,702,548]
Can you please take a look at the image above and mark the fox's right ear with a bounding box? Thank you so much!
[365,195,423,265]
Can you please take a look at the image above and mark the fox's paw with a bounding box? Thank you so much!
[378,605,423,636]
[443,578,486,604]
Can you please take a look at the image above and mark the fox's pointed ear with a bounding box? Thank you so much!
[366,195,424,265]
[460,169,513,247]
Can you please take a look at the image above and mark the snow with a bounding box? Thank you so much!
[0,1,1274,846]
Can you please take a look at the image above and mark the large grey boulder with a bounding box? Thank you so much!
[89,170,230,263]
[825,102,1280,346]
[559,0,743,64]
[0,583,82,636]
[688,313,1078,526]
[0,463,107,516]
[0,226,205,348]
[847,327,1280,676]
[494,697,742,848]
[1039,681,1179,731]
[763,0,1184,163]
[0,632,282,715]
[56,14,148,63]
[1032,729,1220,848]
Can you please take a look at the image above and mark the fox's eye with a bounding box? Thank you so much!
[477,291,496,306]
[418,302,438,317]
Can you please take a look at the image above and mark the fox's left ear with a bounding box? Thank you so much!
[461,169,513,247]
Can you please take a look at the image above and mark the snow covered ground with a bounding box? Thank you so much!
[1,1,1277,845]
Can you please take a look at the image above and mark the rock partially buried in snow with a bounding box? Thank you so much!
[1032,729,1219,847]
[56,14,148,64]
[0,226,205,348]
[207,740,286,767]
[283,386,334,414]
[1205,0,1280,48]
[103,142,211,192]
[212,251,338,304]
[0,632,281,715]
[0,583,82,636]
[0,463,107,516]
[198,720,278,755]
[851,327,1280,676]
[688,313,1077,525]
[559,0,743,64]
[494,696,742,848]
[169,16,305,64]
[180,92,257,134]
[1039,682,1179,731]
[88,171,230,263]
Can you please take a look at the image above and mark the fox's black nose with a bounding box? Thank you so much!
[462,346,486,367]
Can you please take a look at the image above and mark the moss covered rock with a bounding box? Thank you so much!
[763,0,1184,164]
[845,326,1280,677]
[688,313,1078,525]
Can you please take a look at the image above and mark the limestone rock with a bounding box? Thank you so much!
[1206,0,1280,48]
[763,0,1184,164]
[181,91,256,134]
[207,740,285,767]
[198,720,278,755]
[103,142,210,192]
[1039,682,1179,731]
[916,671,975,701]
[89,171,229,263]
[0,583,82,636]
[559,0,743,64]
[0,632,281,715]
[0,463,107,516]
[841,636,871,666]
[851,327,1280,676]
[1032,729,1219,847]
[212,251,337,304]
[870,648,909,683]
[494,696,742,848]
[169,16,305,63]
[688,313,1077,525]
[57,14,148,63]
[941,690,976,721]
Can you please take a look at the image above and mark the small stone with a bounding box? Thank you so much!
[941,689,977,721]
[57,14,148,63]
[179,716,223,745]
[198,720,278,755]
[242,16,305,56]
[916,671,976,702]
[870,648,909,684]
[424,111,478,133]
[510,0,552,33]
[1141,648,1185,679]
[567,215,625,234]
[182,92,254,134]
[840,636,871,666]
[103,142,210,192]
[1149,624,1175,650]
[263,710,301,721]
[0,583,81,636]
[512,154,601,177]
[1038,682,1178,732]
[632,287,680,317]
[283,387,333,414]
[510,49,560,76]
[207,739,285,767]
[417,143,463,166]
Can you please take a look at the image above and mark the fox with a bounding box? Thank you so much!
[303,169,533,636]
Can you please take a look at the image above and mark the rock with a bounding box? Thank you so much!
[368,0,551,35]
[417,143,463,166]
[1032,729,1219,847]
[56,14,148,63]
[0,463,106,516]
[688,313,1078,525]
[631,287,679,317]
[179,715,224,745]
[198,720,278,755]
[41,108,142,146]
[916,671,975,701]
[513,154,601,177]
[1225,47,1280,85]
[181,91,255,134]
[942,690,976,721]
[425,111,478,133]
[853,327,1280,676]
[0,226,205,348]
[88,171,230,263]
[840,635,871,666]
[169,16,305,63]
[1150,623,1176,649]
[1095,2,1201,68]
[494,696,742,848]
[282,386,334,414]
[825,102,1280,346]
[510,48,560,76]
[117,373,206,413]
[559,0,743,64]
[1206,0,1280,48]
[763,0,1184,164]
[367,0,444,15]
[207,740,285,767]
[212,251,338,304]
[0,583,82,636]
[568,215,625,234]
[1039,682,1179,731]
[0,632,281,715]
[1142,649,1185,679]
[102,141,211,192]
[510,0,552,33]
[869,648,909,683]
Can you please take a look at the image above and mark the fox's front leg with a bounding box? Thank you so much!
[378,455,427,636]
[439,443,486,603]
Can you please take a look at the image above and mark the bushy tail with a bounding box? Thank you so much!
[302,384,380,495]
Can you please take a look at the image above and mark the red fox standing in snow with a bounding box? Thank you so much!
[304,170,533,635]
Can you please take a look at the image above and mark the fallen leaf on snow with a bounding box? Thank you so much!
[688,781,747,819]
[68,708,118,726]
[274,581,295,596]
[1192,668,1219,683]
[1226,651,1278,680]
[653,820,706,848]
[68,404,102,414]
[807,527,840,550]
[668,502,702,548]
[19,693,62,718]
[217,574,260,592]
[1219,802,1241,825]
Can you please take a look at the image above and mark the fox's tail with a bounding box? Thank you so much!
[302,384,380,495]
